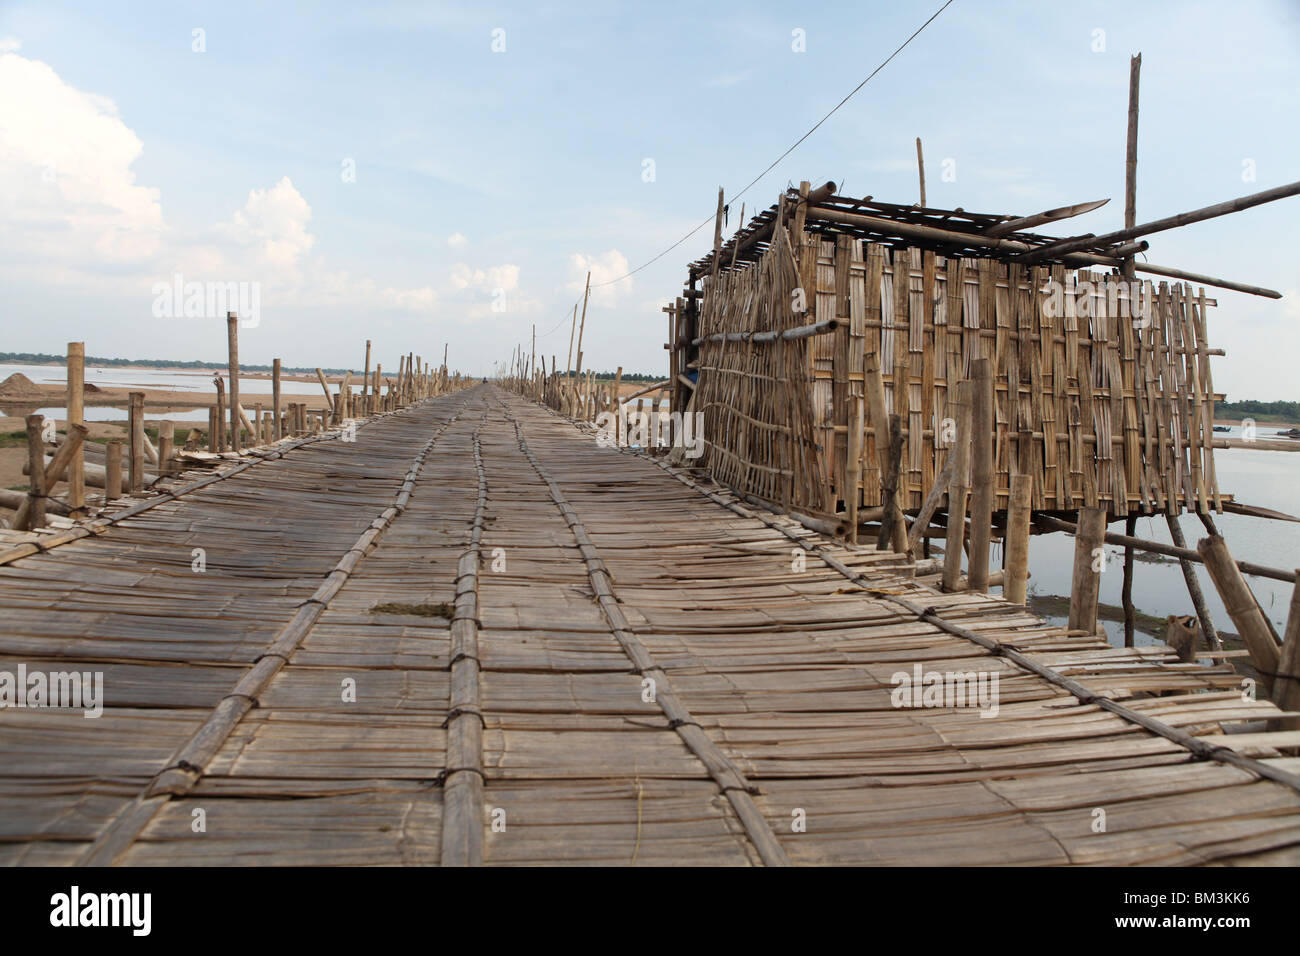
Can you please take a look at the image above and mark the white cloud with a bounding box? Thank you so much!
[0,51,163,263]
[218,176,316,271]
[450,262,519,292]
[0,37,21,53]
[379,285,438,310]
[567,250,630,305]
[0,52,499,329]
[447,232,468,247]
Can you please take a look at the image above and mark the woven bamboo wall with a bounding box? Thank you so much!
[694,225,830,515]
[692,229,1225,519]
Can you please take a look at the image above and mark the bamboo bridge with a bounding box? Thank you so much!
[2,385,1299,866]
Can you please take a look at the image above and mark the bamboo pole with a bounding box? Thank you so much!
[1068,507,1107,635]
[983,199,1109,238]
[158,420,174,475]
[1004,473,1032,605]
[942,381,973,592]
[877,414,905,552]
[1122,513,1137,647]
[968,358,994,592]
[272,359,282,440]
[1198,535,1281,694]
[40,423,88,489]
[915,137,926,207]
[1167,514,1224,651]
[128,392,145,492]
[846,393,864,544]
[808,204,1144,265]
[1026,179,1300,262]
[1037,513,1294,585]
[213,376,226,450]
[314,368,333,409]
[1276,578,1300,731]
[574,272,591,380]
[21,415,46,531]
[362,340,371,414]
[105,442,122,500]
[227,313,241,453]
[66,341,85,515]
[908,450,955,557]
[1122,53,1141,280]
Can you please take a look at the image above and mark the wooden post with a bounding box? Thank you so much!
[23,415,46,531]
[1198,534,1282,694]
[1166,514,1222,651]
[207,406,219,452]
[158,420,174,475]
[373,364,381,416]
[66,341,85,515]
[1004,474,1032,605]
[272,359,282,440]
[915,137,926,207]
[213,376,226,451]
[877,414,906,553]
[1275,577,1300,730]
[227,313,241,452]
[864,352,894,532]
[574,272,591,380]
[128,392,145,492]
[315,368,333,415]
[105,441,122,501]
[1122,513,1137,646]
[942,381,973,592]
[253,402,263,444]
[968,358,994,592]
[1068,507,1107,635]
[1122,53,1141,280]
[846,393,864,544]
[362,339,371,414]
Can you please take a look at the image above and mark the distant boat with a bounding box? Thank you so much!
[1212,425,1230,432]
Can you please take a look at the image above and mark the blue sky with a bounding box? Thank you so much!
[1,0,1298,396]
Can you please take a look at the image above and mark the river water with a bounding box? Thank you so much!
[1014,424,1298,645]
[0,363,324,422]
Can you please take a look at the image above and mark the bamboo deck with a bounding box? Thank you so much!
[2,385,1298,866]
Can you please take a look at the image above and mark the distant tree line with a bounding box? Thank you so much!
[588,370,664,383]
[1213,399,1300,422]
[0,351,352,375]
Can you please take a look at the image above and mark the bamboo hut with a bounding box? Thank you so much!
[668,181,1245,527]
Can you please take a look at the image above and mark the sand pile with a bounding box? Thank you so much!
[0,372,41,396]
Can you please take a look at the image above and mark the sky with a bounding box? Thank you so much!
[0,0,1298,396]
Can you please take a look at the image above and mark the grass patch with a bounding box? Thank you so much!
[369,601,453,619]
